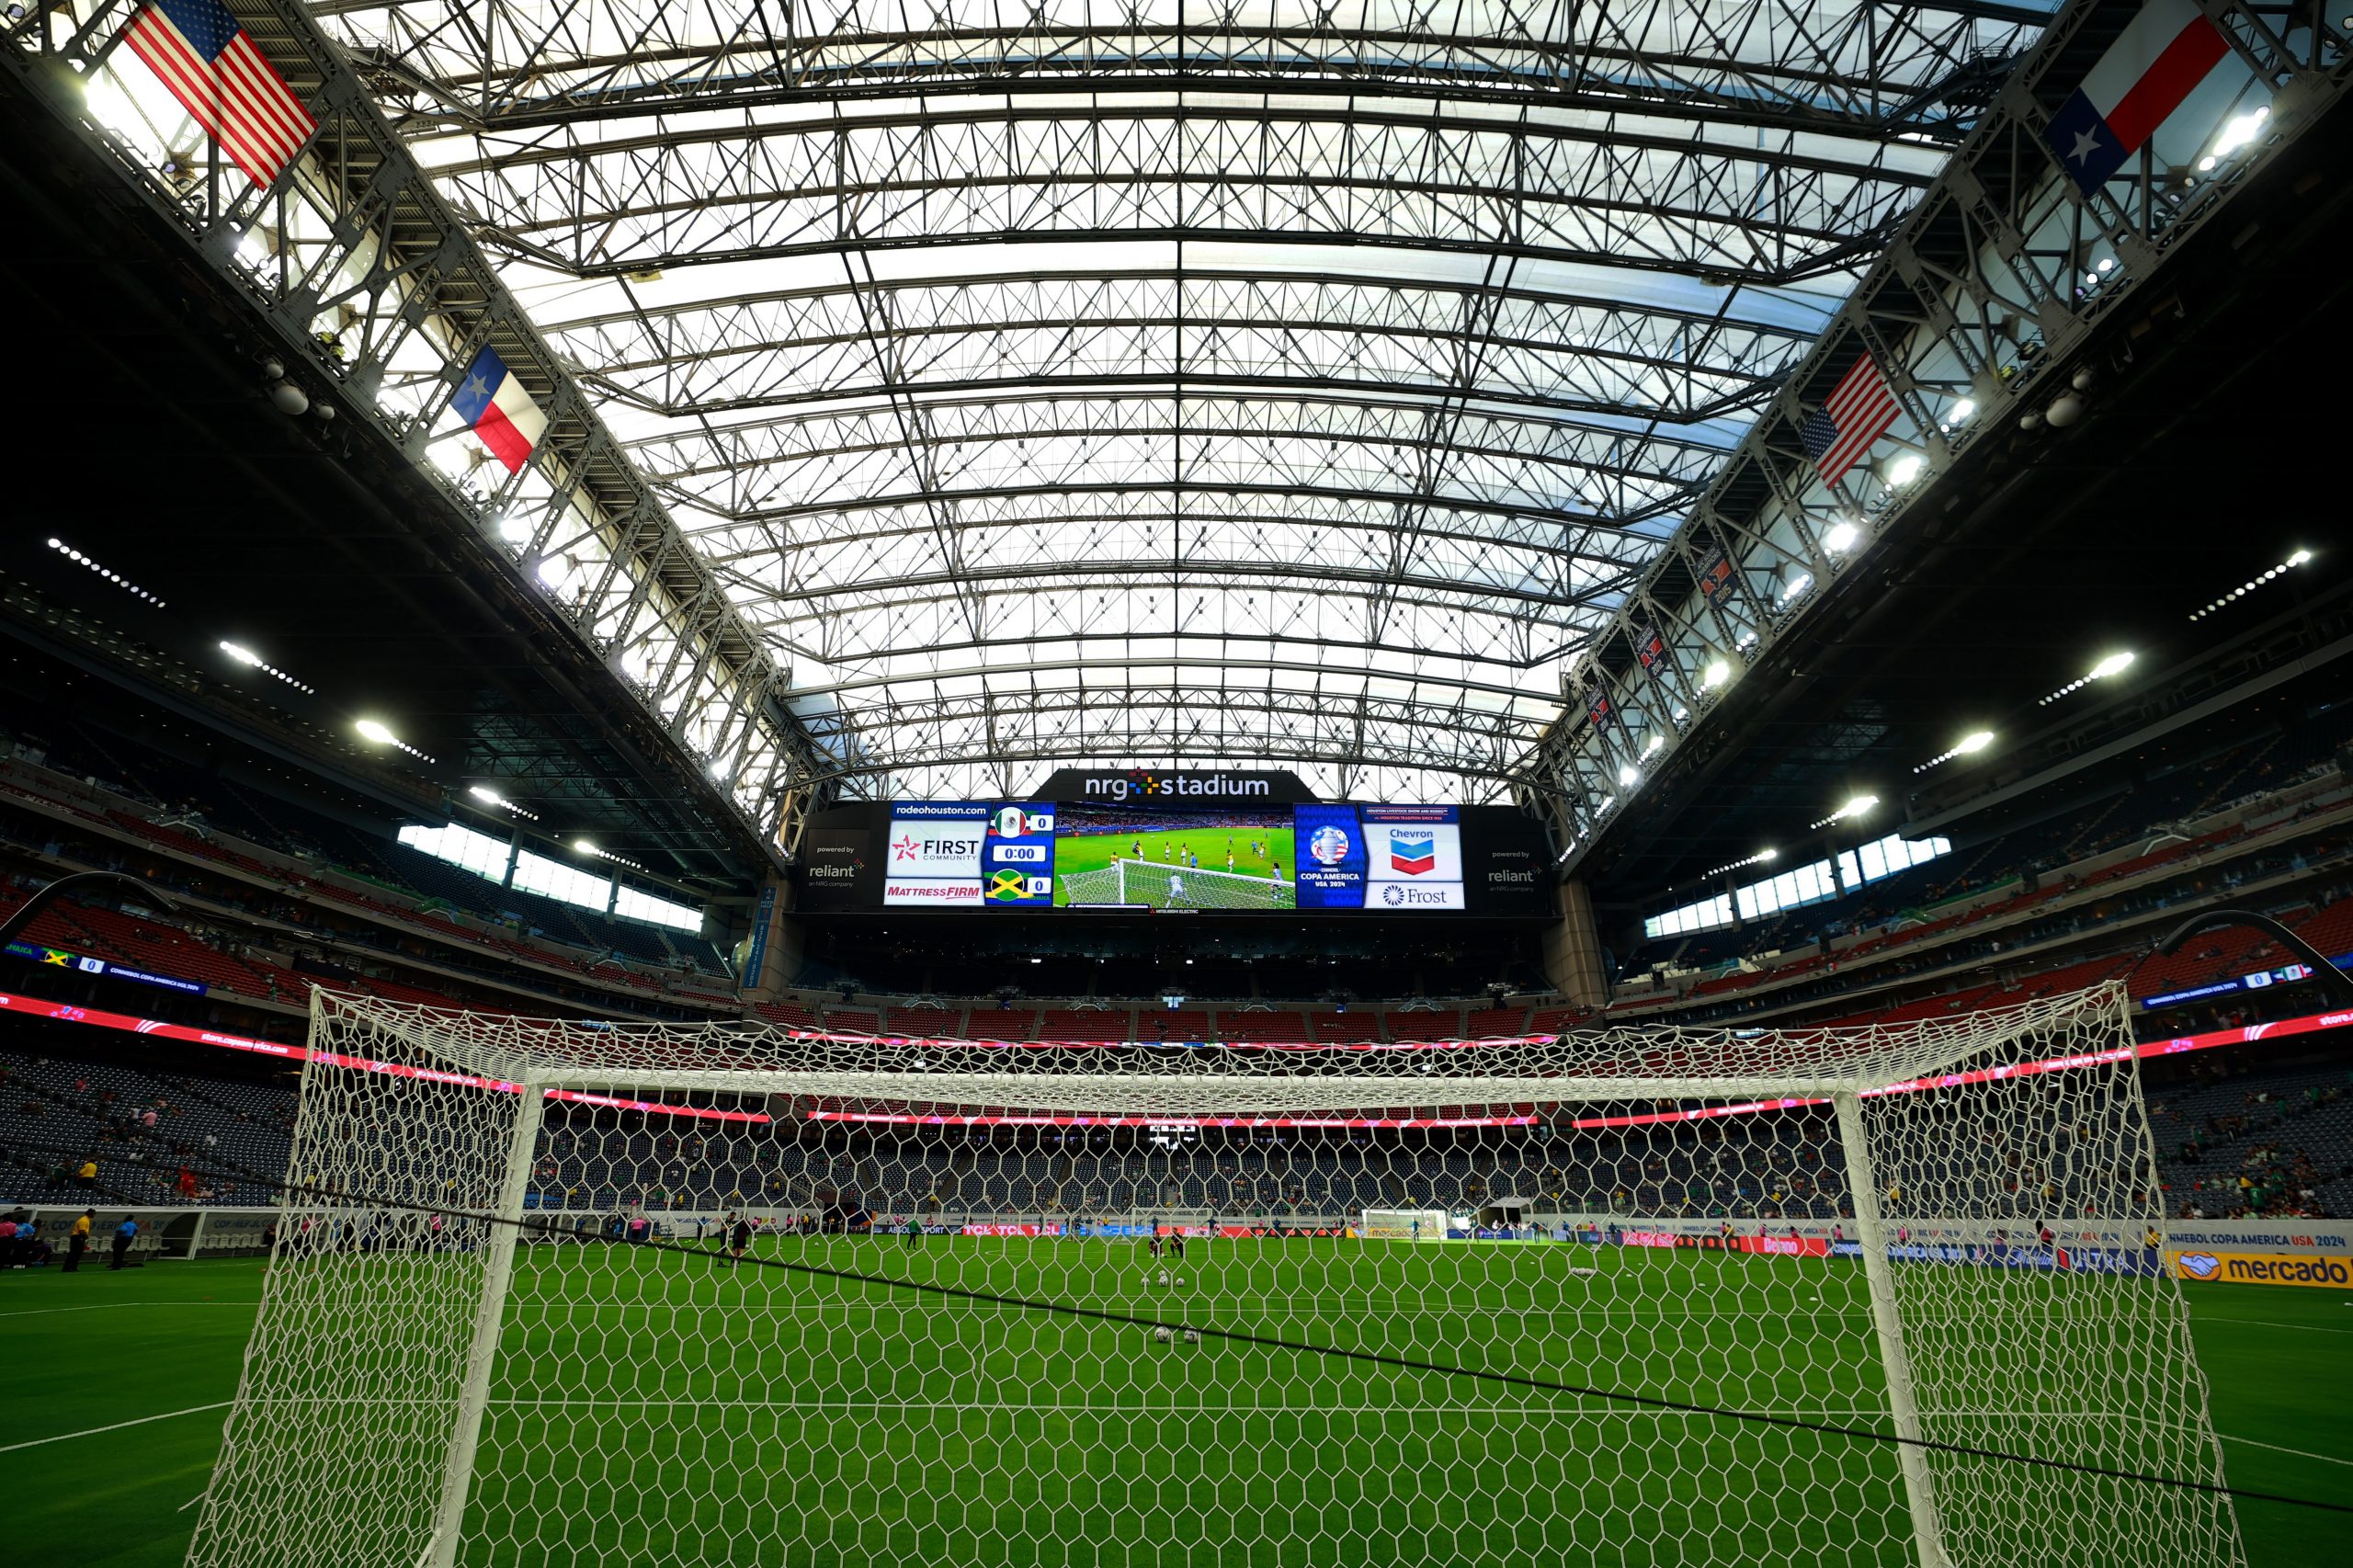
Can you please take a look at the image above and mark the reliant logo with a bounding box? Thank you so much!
[1486,868,1536,884]
[808,864,858,881]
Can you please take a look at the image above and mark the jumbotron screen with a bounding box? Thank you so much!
[800,800,1546,915]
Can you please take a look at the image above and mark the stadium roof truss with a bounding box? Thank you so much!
[16,0,2343,848]
[310,0,2059,807]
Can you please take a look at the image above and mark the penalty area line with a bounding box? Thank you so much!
[2220,1433,2353,1470]
[0,1400,233,1453]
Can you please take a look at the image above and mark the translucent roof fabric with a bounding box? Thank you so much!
[316,0,2062,801]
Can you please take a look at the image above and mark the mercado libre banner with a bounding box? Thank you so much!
[2167,1249,2353,1288]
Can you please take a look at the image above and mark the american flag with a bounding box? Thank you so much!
[120,0,316,187]
[1799,353,1901,485]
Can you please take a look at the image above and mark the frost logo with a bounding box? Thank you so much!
[1388,830,1437,876]
[2177,1253,2222,1279]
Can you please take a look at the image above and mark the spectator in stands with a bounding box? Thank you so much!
[75,1157,97,1191]
[64,1209,91,1271]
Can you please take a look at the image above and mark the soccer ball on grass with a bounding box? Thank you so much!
[1152,1325,1175,1344]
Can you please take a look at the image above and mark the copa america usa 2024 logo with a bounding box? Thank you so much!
[1307,824,1351,866]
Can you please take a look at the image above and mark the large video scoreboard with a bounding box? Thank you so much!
[799,794,1548,915]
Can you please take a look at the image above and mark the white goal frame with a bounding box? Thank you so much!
[1064,856,1289,908]
[186,983,2243,1568]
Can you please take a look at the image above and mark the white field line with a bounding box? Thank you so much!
[0,1401,233,1454]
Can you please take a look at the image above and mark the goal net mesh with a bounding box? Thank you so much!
[1061,857,1289,908]
[188,984,2243,1568]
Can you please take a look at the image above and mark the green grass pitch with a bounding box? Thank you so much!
[5,1241,2347,1566]
[1053,823,1296,906]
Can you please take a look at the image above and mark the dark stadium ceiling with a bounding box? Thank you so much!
[305,0,2063,801]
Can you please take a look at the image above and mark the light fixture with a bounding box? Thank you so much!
[1700,657,1732,690]
[497,512,531,545]
[574,838,647,872]
[1642,733,1664,758]
[2039,651,2134,705]
[1810,795,1879,830]
[2211,105,2270,160]
[217,641,315,695]
[2189,548,2316,620]
[1947,398,1974,425]
[1885,454,1923,487]
[1914,730,1995,773]
[1617,764,1641,787]
[46,537,164,608]
[1823,522,1859,553]
[355,718,436,764]
[1779,572,1813,606]
[1703,848,1777,879]
[467,784,539,821]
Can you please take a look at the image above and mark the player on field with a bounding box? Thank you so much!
[904,1216,922,1247]
[729,1212,752,1266]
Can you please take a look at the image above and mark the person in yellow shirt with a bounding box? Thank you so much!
[65,1209,93,1273]
[76,1159,97,1190]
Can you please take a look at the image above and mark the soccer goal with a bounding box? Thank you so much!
[1062,856,1289,908]
[188,984,2243,1568]
[1359,1207,1449,1240]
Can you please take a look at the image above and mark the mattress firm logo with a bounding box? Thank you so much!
[1081,772,1274,802]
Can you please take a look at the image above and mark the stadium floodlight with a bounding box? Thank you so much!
[1947,398,1975,425]
[2190,549,2315,619]
[220,642,262,666]
[1617,764,1641,787]
[2040,651,2134,705]
[1700,657,1732,690]
[1811,794,1879,830]
[1914,730,1995,774]
[470,786,505,806]
[355,718,435,764]
[1823,522,1859,553]
[192,988,2244,1568]
[573,838,599,856]
[1885,454,1923,487]
[2211,105,2268,159]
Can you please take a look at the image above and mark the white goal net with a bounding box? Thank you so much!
[187,984,2243,1568]
[1360,1208,1449,1241]
[1061,856,1289,908]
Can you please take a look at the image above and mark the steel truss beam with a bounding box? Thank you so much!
[418,103,1938,283]
[311,1,2052,142]
[790,682,1552,798]
[1514,0,2351,868]
[633,392,1727,530]
[3,0,854,853]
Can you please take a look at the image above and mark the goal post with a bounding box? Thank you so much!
[1359,1208,1449,1240]
[1063,856,1290,908]
[187,984,2245,1568]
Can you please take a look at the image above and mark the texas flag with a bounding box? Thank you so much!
[2043,0,2231,192]
[449,346,547,474]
